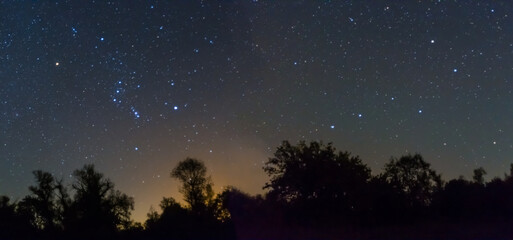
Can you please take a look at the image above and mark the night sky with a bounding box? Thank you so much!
[2,1,513,222]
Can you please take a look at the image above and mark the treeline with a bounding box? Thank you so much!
[2,140,513,239]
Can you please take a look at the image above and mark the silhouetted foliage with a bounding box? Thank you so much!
[0,196,34,239]
[218,186,271,225]
[365,176,408,224]
[381,153,443,208]
[66,164,134,239]
[263,141,372,224]
[484,177,510,219]
[18,170,64,233]
[171,157,214,215]
[6,141,513,239]
[433,178,483,220]
[144,197,194,239]
[473,167,487,184]
[217,187,284,239]
[143,158,235,239]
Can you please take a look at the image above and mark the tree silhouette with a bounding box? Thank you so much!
[145,158,234,240]
[18,170,62,232]
[434,177,483,220]
[472,167,487,184]
[263,140,372,223]
[0,196,34,239]
[7,142,513,239]
[217,187,281,239]
[67,164,134,238]
[365,176,409,224]
[171,157,214,214]
[381,154,442,208]
[484,177,509,219]
[144,197,193,239]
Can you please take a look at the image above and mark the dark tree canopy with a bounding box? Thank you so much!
[381,153,442,207]
[0,196,34,239]
[19,170,61,231]
[171,157,214,213]
[434,178,483,219]
[7,142,513,240]
[69,164,134,235]
[146,159,233,240]
[144,197,190,236]
[263,141,372,220]
[473,167,487,184]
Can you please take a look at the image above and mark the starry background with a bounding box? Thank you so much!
[1,0,513,222]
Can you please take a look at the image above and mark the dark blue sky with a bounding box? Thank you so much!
[1,0,512,221]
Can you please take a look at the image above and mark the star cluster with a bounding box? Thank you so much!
[1,1,513,221]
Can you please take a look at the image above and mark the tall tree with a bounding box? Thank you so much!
[19,170,63,231]
[381,154,442,207]
[68,164,134,236]
[472,167,487,184]
[171,158,214,213]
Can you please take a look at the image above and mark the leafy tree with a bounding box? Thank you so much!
[19,170,62,231]
[171,157,214,214]
[144,197,190,235]
[67,164,134,236]
[210,191,231,222]
[433,178,484,219]
[0,196,35,239]
[218,186,267,224]
[484,177,510,218]
[472,167,486,184]
[146,158,235,239]
[263,141,371,221]
[144,195,234,240]
[381,154,442,207]
[365,176,408,224]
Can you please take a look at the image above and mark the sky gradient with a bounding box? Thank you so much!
[1,1,513,222]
